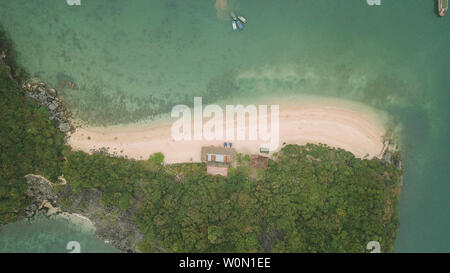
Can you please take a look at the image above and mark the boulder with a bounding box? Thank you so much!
[40,200,61,216]
[48,101,59,111]
[47,88,57,97]
[24,174,57,204]
[59,122,71,133]
[382,151,392,165]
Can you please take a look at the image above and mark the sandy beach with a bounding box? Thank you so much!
[56,212,96,232]
[67,96,388,163]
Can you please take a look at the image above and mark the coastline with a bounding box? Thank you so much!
[22,174,139,252]
[1,21,404,253]
[23,174,95,233]
[1,37,403,253]
[67,95,389,163]
[55,212,96,233]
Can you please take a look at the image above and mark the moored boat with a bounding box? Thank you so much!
[236,20,244,30]
[230,12,237,21]
[232,20,237,31]
[439,0,448,16]
[238,15,247,24]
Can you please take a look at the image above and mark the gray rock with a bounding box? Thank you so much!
[24,174,58,207]
[23,79,73,137]
[48,101,59,111]
[25,210,34,218]
[56,186,144,253]
[47,88,57,97]
[396,160,402,171]
[382,151,392,165]
[59,122,71,132]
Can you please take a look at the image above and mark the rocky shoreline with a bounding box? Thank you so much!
[16,78,403,253]
[380,136,403,172]
[22,79,75,137]
[22,174,143,253]
[1,42,75,137]
[1,45,142,252]
[11,73,404,255]
[2,41,403,254]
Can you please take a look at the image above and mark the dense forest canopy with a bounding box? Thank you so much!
[0,29,401,252]
[56,144,402,253]
[0,47,66,223]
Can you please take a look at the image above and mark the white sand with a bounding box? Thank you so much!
[67,96,388,163]
[56,212,96,232]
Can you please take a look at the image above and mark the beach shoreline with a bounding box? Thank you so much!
[67,95,389,163]
[55,212,96,233]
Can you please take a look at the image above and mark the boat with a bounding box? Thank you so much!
[230,12,237,21]
[232,20,237,31]
[236,20,244,30]
[238,15,247,24]
[438,0,448,16]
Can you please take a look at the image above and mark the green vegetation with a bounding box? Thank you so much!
[138,145,401,252]
[58,143,401,252]
[61,151,139,210]
[0,58,66,223]
[149,152,164,165]
[256,144,401,252]
[0,28,402,252]
[0,26,28,82]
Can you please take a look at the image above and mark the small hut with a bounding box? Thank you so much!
[201,146,237,177]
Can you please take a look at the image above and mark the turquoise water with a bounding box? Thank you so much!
[0,0,448,252]
[0,215,118,253]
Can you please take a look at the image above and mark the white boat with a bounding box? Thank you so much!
[232,20,237,31]
[438,0,448,16]
[238,15,247,24]
[230,12,237,20]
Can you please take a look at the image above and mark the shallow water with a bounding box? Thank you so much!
[0,0,448,252]
[0,215,118,253]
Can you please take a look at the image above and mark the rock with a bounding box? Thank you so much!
[59,122,71,133]
[382,151,392,165]
[0,50,6,59]
[47,88,57,97]
[91,147,111,155]
[23,78,74,137]
[25,175,52,193]
[24,174,57,203]
[23,174,59,218]
[25,210,35,218]
[48,101,59,111]
[396,159,402,171]
[40,200,61,216]
[56,186,144,253]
